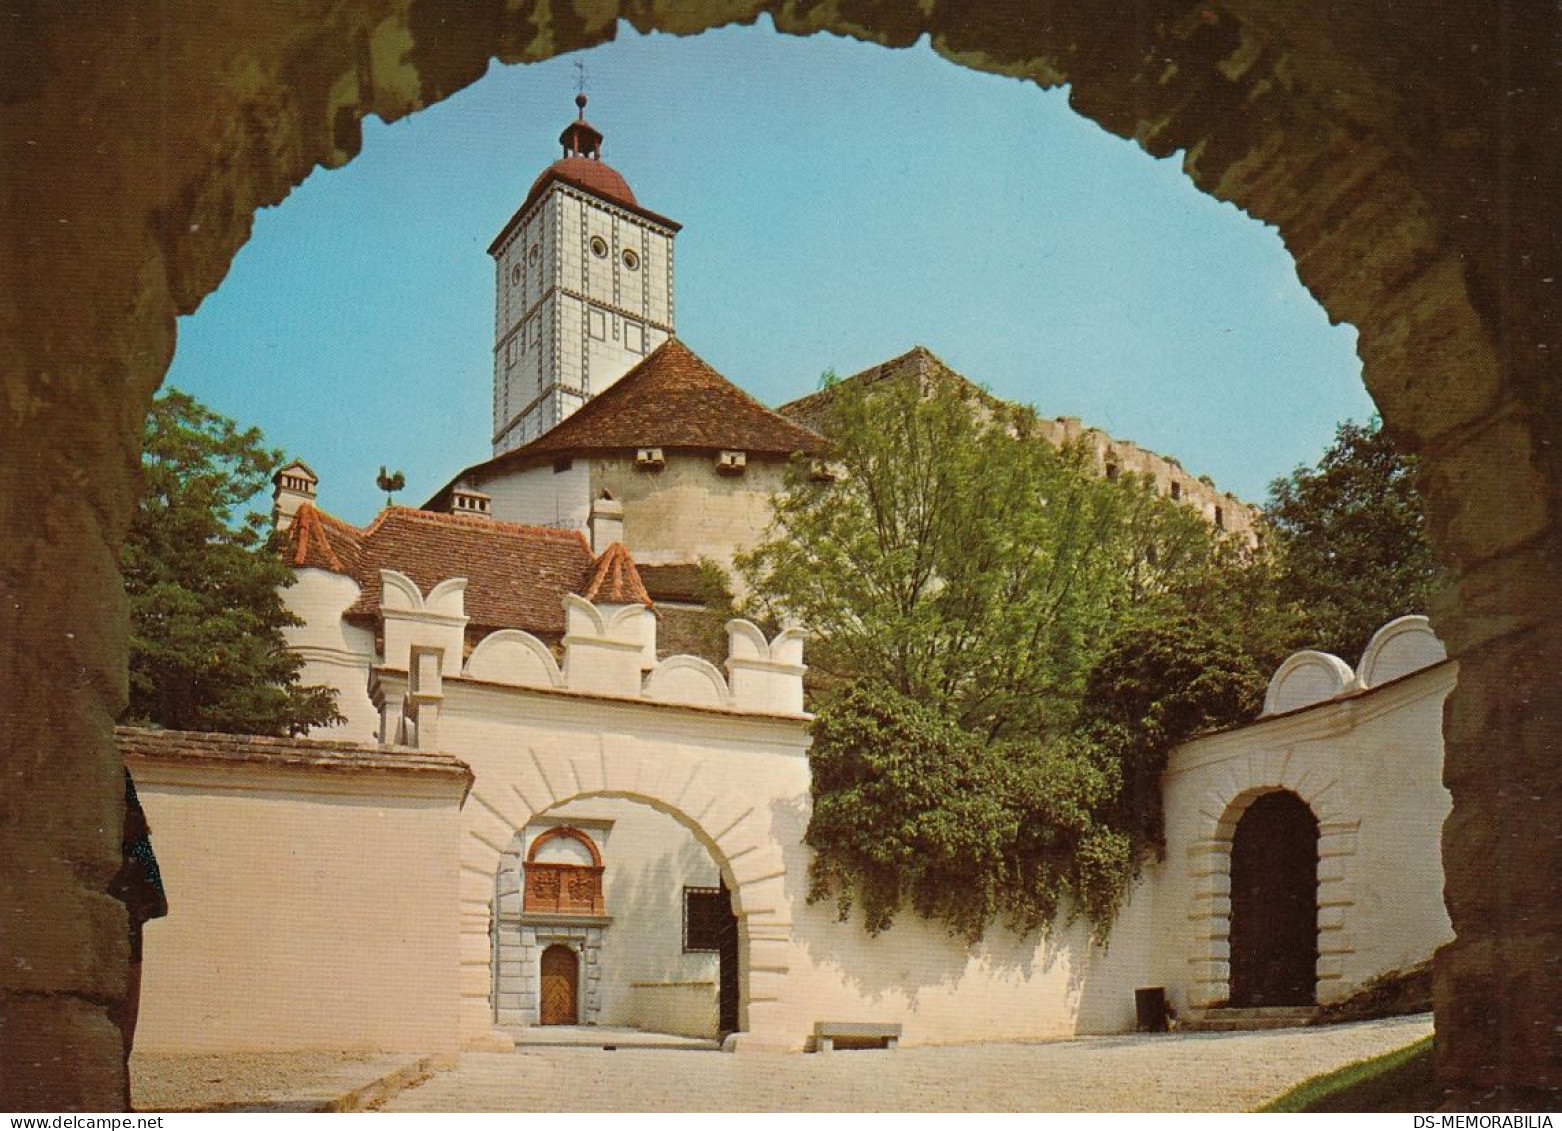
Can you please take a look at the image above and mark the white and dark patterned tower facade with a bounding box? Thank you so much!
[488,96,680,455]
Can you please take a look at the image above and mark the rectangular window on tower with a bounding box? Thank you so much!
[624,320,645,355]
[588,307,607,341]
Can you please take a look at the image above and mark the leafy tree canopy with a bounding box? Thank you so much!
[1264,417,1443,662]
[121,389,341,736]
[740,372,1258,939]
[741,373,1217,744]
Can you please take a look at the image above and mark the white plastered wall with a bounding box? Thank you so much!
[591,454,791,579]
[131,760,465,1054]
[1156,658,1455,1012]
[280,567,378,742]
[482,459,592,531]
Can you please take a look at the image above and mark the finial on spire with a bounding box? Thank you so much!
[559,79,603,160]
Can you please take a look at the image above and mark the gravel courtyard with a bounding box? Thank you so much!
[382,1014,1433,1112]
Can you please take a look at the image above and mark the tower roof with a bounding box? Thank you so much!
[429,339,831,505]
[489,95,679,255]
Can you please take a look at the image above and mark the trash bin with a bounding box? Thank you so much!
[1135,987,1168,1033]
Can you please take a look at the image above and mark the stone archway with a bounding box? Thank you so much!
[457,739,791,1051]
[1189,779,1358,1012]
[2,2,1556,1109]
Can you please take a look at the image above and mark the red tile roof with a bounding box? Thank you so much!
[429,341,830,504]
[286,503,357,573]
[488,157,681,256]
[580,542,653,607]
[284,504,610,639]
[638,562,728,605]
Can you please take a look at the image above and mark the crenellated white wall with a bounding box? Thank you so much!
[254,573,1453,1053]
[281,568,379,742]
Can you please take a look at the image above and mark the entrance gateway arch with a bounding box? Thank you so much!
[2,2,1556,1109]
[456,737,803,1050]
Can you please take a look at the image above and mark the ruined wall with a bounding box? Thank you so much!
[1,0,1556,1109]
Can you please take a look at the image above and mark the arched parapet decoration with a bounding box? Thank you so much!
[562,593,652,696]
[724,619,807,715]
[562,592,608,637]
[724,618,773,661]
[644,655,731,708]
[464,629,563,689]
[379,569,426,612]
[380,570,468,676]
[1184,759,1361,1010]
[1354,615,1447,691]
[768,627,807,668]
[457,735,795,1051]
[1261,651,1354,717]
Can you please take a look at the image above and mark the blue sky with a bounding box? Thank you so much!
[166,18,1374,527]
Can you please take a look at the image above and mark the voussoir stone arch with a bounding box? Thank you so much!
[455,735,791,1050]
[1187,762,1359,1010]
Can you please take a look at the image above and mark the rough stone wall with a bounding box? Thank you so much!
[782,349,1259,538]
[0,0,1555,1109]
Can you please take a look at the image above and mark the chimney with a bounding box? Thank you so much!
[449,485,492,518]
[588,490,624,554]
[272,461,318,532]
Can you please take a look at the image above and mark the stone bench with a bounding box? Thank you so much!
[813,1021,902,1052]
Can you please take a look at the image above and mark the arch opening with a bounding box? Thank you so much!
[484,787,760,1042]
[1227,791,1320,1009]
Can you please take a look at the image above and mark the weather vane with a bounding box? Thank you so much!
[574,58,586,99]
[376,465,405,507]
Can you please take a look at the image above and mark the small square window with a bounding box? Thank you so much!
[624,320,645,354]
[683,886,729,952]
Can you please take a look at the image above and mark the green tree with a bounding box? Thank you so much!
[741,371,1216,743]
[1265,417,1443,661]
[121,389,341,735]
[741,372,1226,938]
[1073,537,1307,853]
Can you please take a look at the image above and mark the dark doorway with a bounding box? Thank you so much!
[716,883,740,1034]
[540,943,579,1025]
[1228,791,1319,1007]
[685,880,741,1034]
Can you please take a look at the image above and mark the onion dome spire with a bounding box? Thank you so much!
[559,93,604,160]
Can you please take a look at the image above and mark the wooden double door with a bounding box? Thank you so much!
[540,943,579,1026]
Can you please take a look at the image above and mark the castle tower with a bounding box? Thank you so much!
[487,95,681,455]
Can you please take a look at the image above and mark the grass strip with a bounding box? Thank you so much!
[1259,1036,1436,1113]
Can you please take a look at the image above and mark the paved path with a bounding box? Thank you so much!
[384,1014,1432,1112]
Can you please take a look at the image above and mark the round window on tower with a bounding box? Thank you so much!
[510,264,522,285]
[590,236,608,259]
[622,249,640,271]
[528,245,540,265]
